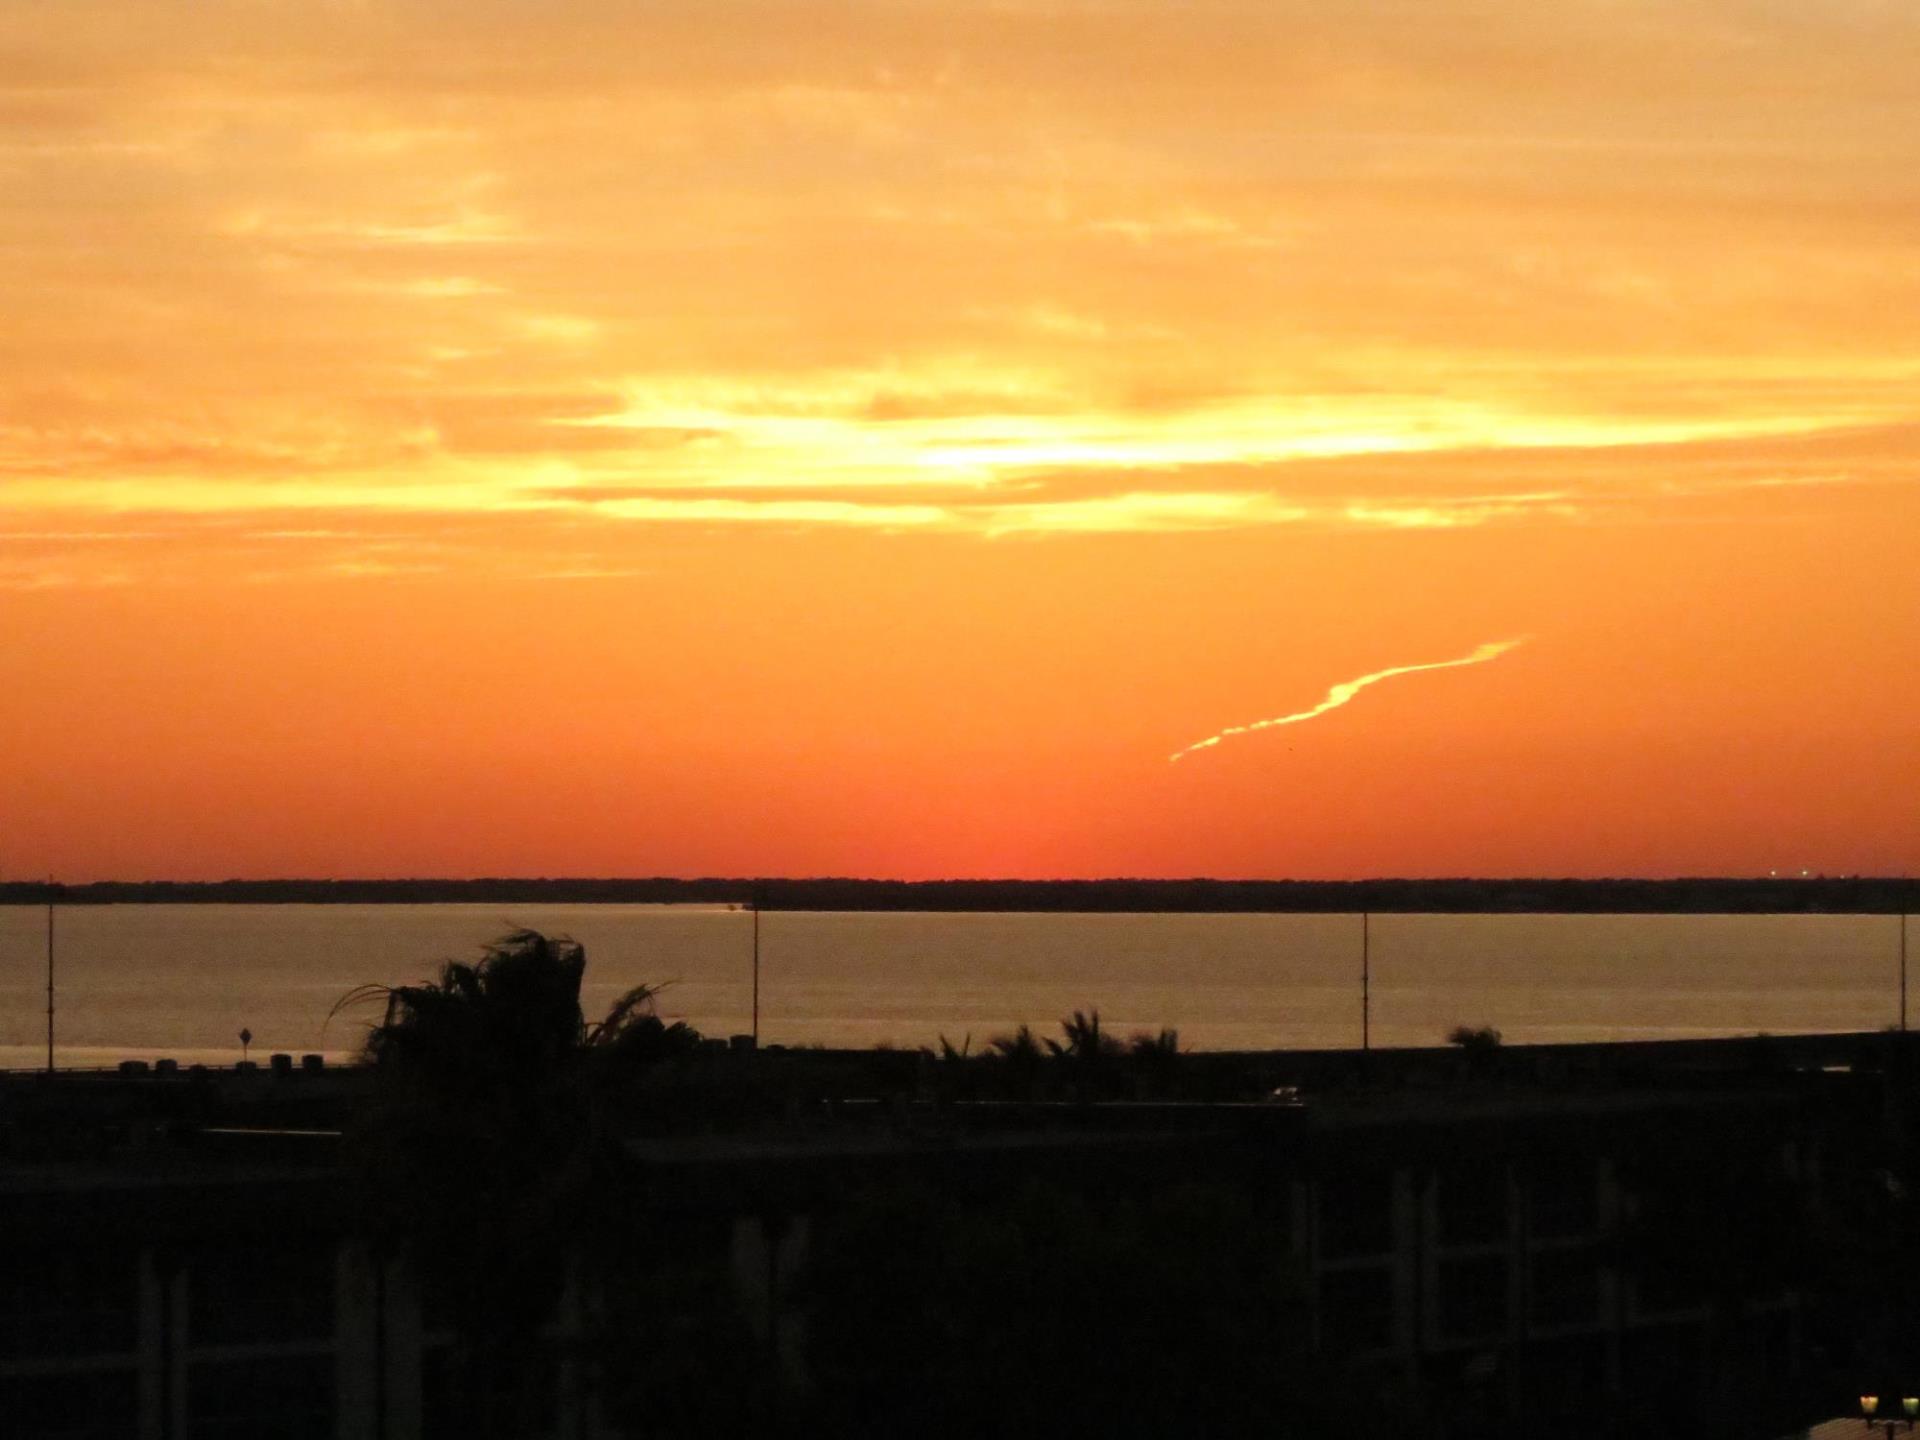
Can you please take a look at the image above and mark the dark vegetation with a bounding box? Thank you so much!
[339,930,702,1439]
[337,930,1376,1436]
[921,1013,1190,1100]
[9,874,1920,912]
[1446,1023,1503,1050]
[320,928,1920,1438]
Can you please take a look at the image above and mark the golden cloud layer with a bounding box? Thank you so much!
[2,0,1917,586]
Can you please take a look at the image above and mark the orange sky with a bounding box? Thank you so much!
[3,0,1917,881]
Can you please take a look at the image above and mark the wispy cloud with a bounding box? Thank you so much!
[1170,638,1531,762]
[3,0,1917,565]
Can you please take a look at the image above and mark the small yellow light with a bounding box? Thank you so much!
[1862,1395,1880,1416]
[1904,1397,1918,1418]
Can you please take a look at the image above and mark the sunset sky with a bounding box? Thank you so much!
[3,0,1917,881]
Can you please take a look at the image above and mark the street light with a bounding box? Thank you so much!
[1860,1394,1920,1434]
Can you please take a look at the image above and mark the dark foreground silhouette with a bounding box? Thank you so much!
[7,928,1919,1437]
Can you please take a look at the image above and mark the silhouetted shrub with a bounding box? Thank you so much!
[1447,1023,1503,1052]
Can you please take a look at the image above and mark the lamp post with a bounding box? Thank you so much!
[1361,910,1371,1053]
[1901,913,1909,1034]
[1861,1394,1919,1434]
[45,876,56,1075]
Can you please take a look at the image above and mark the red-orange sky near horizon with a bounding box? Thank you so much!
[3,0,1917,882]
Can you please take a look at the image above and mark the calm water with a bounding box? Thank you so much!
[0,904,1907,1069]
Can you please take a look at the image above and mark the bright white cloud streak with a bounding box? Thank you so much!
[1170,638,1530,762]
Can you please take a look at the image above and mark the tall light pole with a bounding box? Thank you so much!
[45,875,56,1075]
[1361,910,1371,1053]
[1902,912,1910,1035]
[751,886,761,1047]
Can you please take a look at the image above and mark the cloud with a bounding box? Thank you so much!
[1170,638,1531,762]
[2,0,1917,570]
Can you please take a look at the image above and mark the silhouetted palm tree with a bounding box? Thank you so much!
[337,929,694,1439]
[1045,1008,1124,1098]
[988,1024,1042,1063]
[586,979,702,1067]
[1047,1008,1119,1062]
[1128,1026,1182,1097]
[987,1023,1046,1097]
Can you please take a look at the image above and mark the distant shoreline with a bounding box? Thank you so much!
[1,876,1915,913]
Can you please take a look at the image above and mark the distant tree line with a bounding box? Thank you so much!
[8,875,1919,912]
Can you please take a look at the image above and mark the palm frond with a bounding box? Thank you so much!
[936,1032,972,1063]
[587,984,665,1046]
[1130,1027,1181,1060]
[988,1025,1042,1062]
[329,982,396,1023]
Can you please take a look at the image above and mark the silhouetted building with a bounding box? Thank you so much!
[0,1036,1891,1438]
